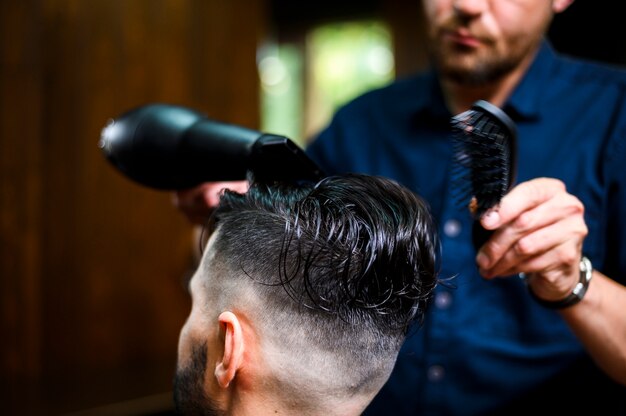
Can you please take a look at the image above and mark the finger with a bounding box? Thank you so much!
[476,192,570,269]
[482,216,585,277]
[476,183,584,271]
[481,177,566,230]
[172,189,215,226]
[476,218,587,276]
[173,183,213,207]
[481,213,586,278]
[494,244,575,280]
[174,181,244,211]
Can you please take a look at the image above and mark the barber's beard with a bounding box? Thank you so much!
[173,341,224,416]
[431,40,523,87]
[428,23,531,86]
[433,47,520,86]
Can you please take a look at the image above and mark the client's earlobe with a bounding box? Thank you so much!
[214,311,244,388]
[552,0,575,13]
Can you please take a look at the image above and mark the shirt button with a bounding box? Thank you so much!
[443,219,461,238]
[427,365,445,382]
[434,291,452,309]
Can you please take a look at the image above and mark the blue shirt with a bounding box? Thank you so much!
[306,41,626,415]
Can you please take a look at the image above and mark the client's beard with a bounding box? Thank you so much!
[173,341,224,416]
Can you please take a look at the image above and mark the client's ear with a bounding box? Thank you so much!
[214,311,244,388]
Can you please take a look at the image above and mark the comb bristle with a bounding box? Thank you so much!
[450,101,517,218]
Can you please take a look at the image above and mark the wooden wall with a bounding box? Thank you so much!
[1,0,266,414]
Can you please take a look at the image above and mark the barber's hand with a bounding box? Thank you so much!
[475,178,588,301]
[172,181,249,226]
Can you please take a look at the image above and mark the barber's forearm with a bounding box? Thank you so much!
[560,270,626,385]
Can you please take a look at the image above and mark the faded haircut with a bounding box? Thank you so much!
[204,173,438,401]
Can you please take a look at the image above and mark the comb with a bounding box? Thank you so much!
[450,100,518,249]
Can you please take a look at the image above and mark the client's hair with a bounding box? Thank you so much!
[205,173,438,404]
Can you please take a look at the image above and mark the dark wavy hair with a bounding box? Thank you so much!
[207,173,438,335]
[201,173,439,398]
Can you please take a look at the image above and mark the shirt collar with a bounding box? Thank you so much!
[506,40,558,120]
[414,71,451,122]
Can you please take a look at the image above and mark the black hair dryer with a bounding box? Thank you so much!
[99,103,324,190]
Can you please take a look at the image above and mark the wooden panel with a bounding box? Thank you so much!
[382,0,429,77]
[1,0,266,414]
[0,1,44,414]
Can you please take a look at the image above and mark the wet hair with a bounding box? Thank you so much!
[205,173,439,400]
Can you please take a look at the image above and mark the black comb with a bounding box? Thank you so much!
[451,100,518,250]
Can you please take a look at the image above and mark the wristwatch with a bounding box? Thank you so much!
[521,256,593,309]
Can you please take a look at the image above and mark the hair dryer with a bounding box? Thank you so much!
[99,103,325,190]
